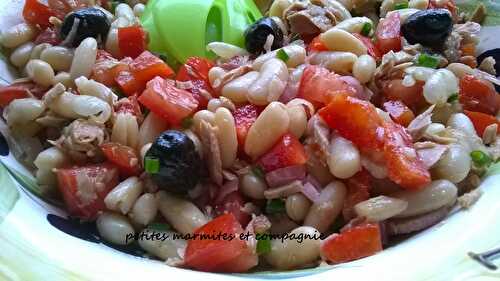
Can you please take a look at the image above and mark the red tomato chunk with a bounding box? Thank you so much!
[257,133,307,172]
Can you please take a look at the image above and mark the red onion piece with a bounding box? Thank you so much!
[279,82,300,104]
[214,180,239,205]
[265,165,306,188]
[338,76,371,100]
[304,174,322,191]
[301,182,321,202]
[386,206,450,236]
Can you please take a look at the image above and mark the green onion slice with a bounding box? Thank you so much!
[394,2,409,9]
[256,236,272,254]
[265,199,286,214]
[416,54,440,69]
[276,49,290,62]
[470,150,492,166]
[145,157,160,174]
[361,22,372,36]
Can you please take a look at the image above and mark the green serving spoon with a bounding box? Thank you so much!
[141,0,262,67]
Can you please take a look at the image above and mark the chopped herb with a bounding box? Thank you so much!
[181,117,193,129]
[147,222,171,231]
[471,150,492,166]
[251,165,265,179]
[145,157,160,174]
[276,49,290,62]
[394,2,409,9]
[416,54,440,69]
[361,22,372,37]
[256,236,271,254]
[447,93,459,103]
[266,199,286,214]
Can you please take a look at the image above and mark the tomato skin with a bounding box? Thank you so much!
[215,191,251,227]
[0,85,32,107]
[56,163,119,220]
[233,104,261,150]
[343,170,371,221]
[118,27,146,59]
[464,110,500,136]
[382,79,426,112]
[176,57,215,109]
[138,77,198,125]
[308,35,329,53]
[320,223,382,264]
[383,100,415,127]
[298,65,356,106]
[130,51,174,84]
[375,12,402,54]
[34,27,61,45]
[459,75,499,115]
[353,34,382,61]
[100,142,142,177]
[23,0,55,28]
[184,213,257,272]
[257,133,307,172]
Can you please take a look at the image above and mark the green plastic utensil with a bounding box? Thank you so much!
[141,0,262,67]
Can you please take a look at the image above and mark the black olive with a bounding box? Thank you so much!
[402,9,453,48]
[244,17,284,54]
[145,130,202,193]
[60,8,111,47]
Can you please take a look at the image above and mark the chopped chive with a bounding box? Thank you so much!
[447,93,459,103]
[471,150,492,166]
[394,2,409,9]
[361,22,372,37]
[276,49,290,62]
[181,117,193,129]
[416,54,440,69]
[147,222,171,231]
[256,236,272,254]
[145,157,160,174]
[251,165,265,179]
[266,199,286,214]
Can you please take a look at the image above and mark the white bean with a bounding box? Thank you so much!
[104,177,143,215]
[423,69,459,105]
[409,0,429,9]
[10,42,34,68]
[138,229,187,260]
[404,66,436,82]
[112,113,139,148]
[286,193,311,222]
[96,212,135,245]
[70,37,98,80]
[192,110,215,133]
[392,180,457,218]
[129,193,158,225]
[432,144,471,183]
[115,3,135,22]
[30,43,52,60]
[5,98,45,126]
[240,173,267,199]
[47,89,112,123]
[207,42,249,59]
[214,107,238,168]
[353,54,376,83]
[207,96,235,112]
[0,23,37,48]
[265,226,321,270]
[304,181,347,233]
[447,113,477,137]
[40,46,74,72]
[26,59,55,87]
[208,67,226,87]
[54,72,73,88]
[138,112,169,149]
[247,58,288,105]
[252,45,306,70]
[183,129,203,157]
[287,98,315,116]
[446,63,474,79]
[309,51,358,74]
[245,102,290,159]
[156,191,208,235]
[133,3,146,17]
[105,28,120,58]
[335,17,373,35]
[269,0,292,17]
[425,123,445,135]
[34,147,69,170]
[221,71,259,104]
[75,76,117,105]
[286,105,307,139]
[320,28,367,56]
[327,135,361,179]
[354,195,408,222]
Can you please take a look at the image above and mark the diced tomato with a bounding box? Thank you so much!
[375,12,402,54]
[56,163,119,220]
[233,104,261,150]
[114,95,143,121]
[138,77,198,125]
[353,34,382,61]
[257,133,307,172]
[130,51,174,84]
[459,75,499,115]
[320,223,382,264]
[118,27,147,59]
[0,85,32,107]
[91,51,129,87]
[383,121,431,190]
[176,57,215,109]
[115,70,143,96]
[383,100,415,127]
[100,142,142,177]
[319,94,385,152]
[343,170,371,221]
[34,27,61,45]
[298,65,356,106]
[215,192,251,227]
[308,35,329,53]
[464,110,500,136]
[184,213,258,272]
[382,79,426,112]
[461,43,476,57]
[23,0,55,28]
